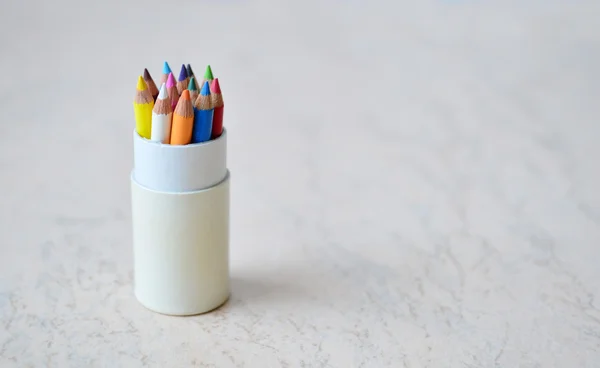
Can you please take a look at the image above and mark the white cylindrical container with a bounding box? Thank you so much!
[131,129,230,316]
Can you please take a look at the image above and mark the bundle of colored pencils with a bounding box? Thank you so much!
[133,62,225,145]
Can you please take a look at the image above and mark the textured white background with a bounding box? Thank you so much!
[1,0,599,366]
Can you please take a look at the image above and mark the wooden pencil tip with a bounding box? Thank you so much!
[180,89,191,100]
[178,64,188,81]
[200,80,211,96]
[166,72,176,88]
[211,78,221,94]
[143,68,152,81]
[188,77,197,91]
[163,61,171,74]
[204,65,214,80]
[136,75,147,91]
[158,83,168,99]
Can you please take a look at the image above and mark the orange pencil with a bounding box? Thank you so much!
[170,90,194,145]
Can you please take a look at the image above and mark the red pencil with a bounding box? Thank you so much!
[210,78,224,138]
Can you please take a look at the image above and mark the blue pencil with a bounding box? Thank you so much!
[191,81,214,143]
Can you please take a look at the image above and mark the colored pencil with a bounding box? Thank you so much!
[188,76,199,102]
[192,81,214,143]
[133,76,154,139]
[159,61,172,87]
[202,65,214,91]
[176,64,189,95]
[210,78,224,139]
[166,72,179,111]
[143,68,159,102]
[150,83,173,143]
[170,90,194,145]
[187,64,199,90]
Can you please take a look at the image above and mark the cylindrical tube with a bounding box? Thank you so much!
[131,129,230,315]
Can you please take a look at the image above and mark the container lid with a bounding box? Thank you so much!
[132,128,227,192]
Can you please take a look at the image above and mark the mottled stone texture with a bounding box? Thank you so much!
[0,0,599,366]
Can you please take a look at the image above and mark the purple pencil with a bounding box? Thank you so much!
[176,64,189,95]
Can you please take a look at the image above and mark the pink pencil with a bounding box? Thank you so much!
[166,72,179,111]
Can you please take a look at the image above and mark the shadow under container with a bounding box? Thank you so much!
[130,129,230,316]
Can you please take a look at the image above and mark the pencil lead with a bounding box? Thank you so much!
[186,64,194,77]
[204,65,213,80]
[211,78,221,94]
[143,68,152,81]
[200,80,211,96]
[163,61,172,75]
[136,75,147,91]
[178,64,188,81]
[157,83,168,99]
[166,72,176,88]
[210,77,224,138]
[143,68,159,99]
[188,77,198,91]
[180,89,191,101]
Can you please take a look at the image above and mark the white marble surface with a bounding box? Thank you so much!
[1,0,599,366]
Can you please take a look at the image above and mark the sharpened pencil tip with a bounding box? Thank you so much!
[178,64,188,81]
[143,68,152,81]
[188,77,198,91]
[200,80,211,96]
[211,78,221,94]
[166,73,176,88]
[204,65,213,80]
[136,76,147,91]
[186,64,194,77]
[158,83,168,99]
[163,61,172,74]
[180,89,191,101]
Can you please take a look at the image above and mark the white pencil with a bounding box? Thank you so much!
[151,83,173,143]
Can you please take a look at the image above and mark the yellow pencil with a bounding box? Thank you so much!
[134,76,154,139]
